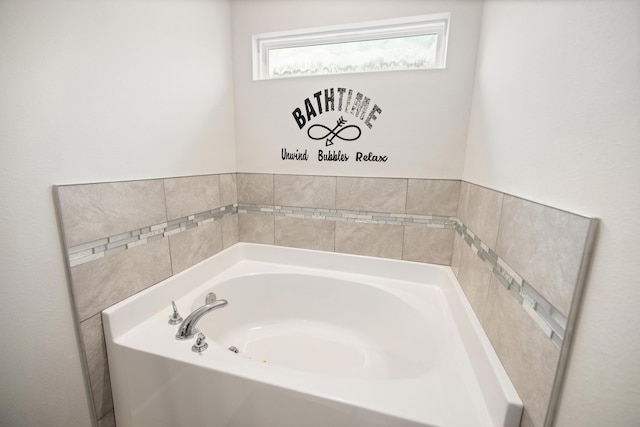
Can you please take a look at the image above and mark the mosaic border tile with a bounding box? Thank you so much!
[238,203,458,228]
[65,202,566,347]
[455,219,567,348]
[67,204,238,267]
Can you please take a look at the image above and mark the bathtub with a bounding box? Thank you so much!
[103,243,522,427]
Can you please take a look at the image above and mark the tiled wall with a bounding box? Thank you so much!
[452,182,597,427]
[237,174,459,264]
[54,173,596,427]
[54,174,238,427]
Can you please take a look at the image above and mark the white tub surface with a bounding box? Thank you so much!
[103,243,522,427]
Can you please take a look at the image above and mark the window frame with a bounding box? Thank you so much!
[252,13,451,80]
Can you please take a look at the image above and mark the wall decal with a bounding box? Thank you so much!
[284,87,388,163]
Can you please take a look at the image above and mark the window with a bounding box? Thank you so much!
[253,13,450,80]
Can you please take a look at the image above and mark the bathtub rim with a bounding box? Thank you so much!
[103,242,522,427]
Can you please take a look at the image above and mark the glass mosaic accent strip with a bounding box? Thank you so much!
[239,203,458,228]
[66,201,566,346]
[67,204,238,267]
[455,219,567,348]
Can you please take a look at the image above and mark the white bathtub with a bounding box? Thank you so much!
[103,243,522,427]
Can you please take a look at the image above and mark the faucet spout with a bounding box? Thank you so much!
[175,298,228,340]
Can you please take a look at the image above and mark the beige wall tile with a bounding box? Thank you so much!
[70,238,172,321]
[80,314,112,420]
[483,276,561,427]
[221,215,239,249]
[56,180,166,248]
[458,181,470,218]
[336,177,407,213]
[164,175,220,220]
[402,227,454,265]
[238,214,274,244]
[335,222,403,259]
[274,175,336,209]
[237,173,273,205]
[275,216,335,252]
[451,232,463,277]
[220,173,238,206]
[97,411,115,427]
[520,410,535,427]
[168,221,223,274]
[458,182,504,248]
[496,196,592,316]
[456,242,493,325]
[406,179,460,217]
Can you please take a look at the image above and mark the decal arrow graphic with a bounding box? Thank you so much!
[307,116,362,146]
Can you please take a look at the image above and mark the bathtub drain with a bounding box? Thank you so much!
[228,346,239,354]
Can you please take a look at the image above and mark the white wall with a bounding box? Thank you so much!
[0,1,235,425]
[464,1,640,425]
[232,0,482,179]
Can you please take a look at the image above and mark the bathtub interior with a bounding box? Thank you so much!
[193,273,439,379]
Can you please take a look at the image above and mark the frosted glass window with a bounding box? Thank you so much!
[253,14,449,80]
[268,35,438,78]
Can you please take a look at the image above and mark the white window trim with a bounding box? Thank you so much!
[252,13,450,80]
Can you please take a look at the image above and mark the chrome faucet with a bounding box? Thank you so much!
[175,293,228,340]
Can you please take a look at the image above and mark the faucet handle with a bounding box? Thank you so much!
[192,333,208,353]
[168,301,183,325]
[205,292,217,304]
